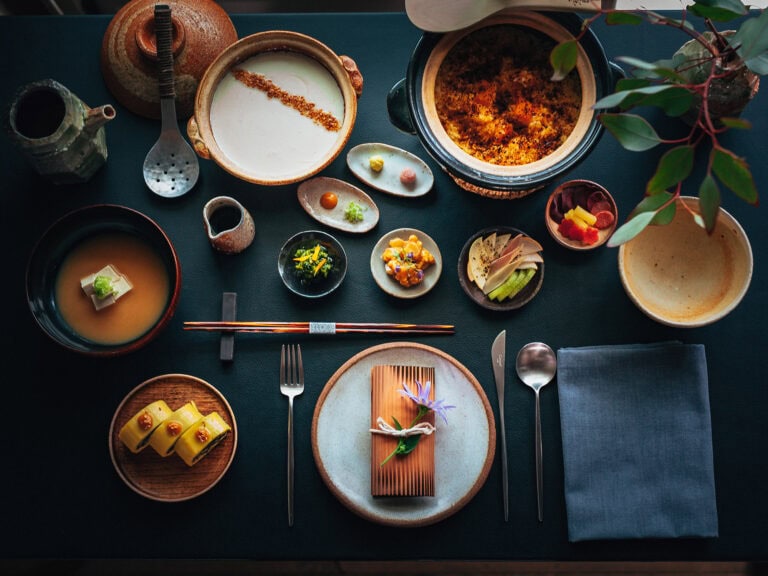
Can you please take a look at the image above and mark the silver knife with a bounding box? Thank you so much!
[491,330,508,522]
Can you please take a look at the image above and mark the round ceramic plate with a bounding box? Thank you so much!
[370,228,442,298]
[457,226,544,311]
[297,177,379,234]
[109,374,237,502]
[311,342,496,527]
[347,143,434,197]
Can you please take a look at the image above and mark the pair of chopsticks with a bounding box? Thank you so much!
[183,321,454,335]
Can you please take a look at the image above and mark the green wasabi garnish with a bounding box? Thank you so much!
[92,275,114,299]
[344,201,365,223]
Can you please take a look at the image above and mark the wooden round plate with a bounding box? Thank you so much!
[311,342,496,527]
[109,373,237,502]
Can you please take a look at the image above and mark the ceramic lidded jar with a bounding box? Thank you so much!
[100,0,238,119]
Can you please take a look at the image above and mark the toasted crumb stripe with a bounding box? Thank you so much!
[434,25,582,166]
[232,68,341,132]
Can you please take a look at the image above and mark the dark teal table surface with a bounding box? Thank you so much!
[1,11,766,563]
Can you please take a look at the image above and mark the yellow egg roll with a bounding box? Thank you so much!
[118,400,172,454]
[175,411,232,467]
[148,401,204,457]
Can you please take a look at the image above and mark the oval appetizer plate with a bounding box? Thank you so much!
[347,142,434,197]
[109,373,237,502]
[311,342,496,527]
[370,227,442,299]
[297,176,379,234]
[458,226,545,311]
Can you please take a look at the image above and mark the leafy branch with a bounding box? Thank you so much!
[550,0,766,245]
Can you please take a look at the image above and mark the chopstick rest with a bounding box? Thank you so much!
[219,292,237,362]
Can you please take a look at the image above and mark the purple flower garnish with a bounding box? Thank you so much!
[398,379,455,424]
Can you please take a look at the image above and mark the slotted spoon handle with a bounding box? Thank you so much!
[154,5,175,102]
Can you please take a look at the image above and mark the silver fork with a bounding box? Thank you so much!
[280,344,304,527]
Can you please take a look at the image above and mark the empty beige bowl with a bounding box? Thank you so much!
[618,196,753,328]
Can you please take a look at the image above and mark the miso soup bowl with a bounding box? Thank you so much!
[187,30,363,186]
[26,204,182,356]
[387,11,623,199]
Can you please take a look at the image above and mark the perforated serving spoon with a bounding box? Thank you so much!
[142,4,199,198]
[516,341,557,522]
[405,0,615,32]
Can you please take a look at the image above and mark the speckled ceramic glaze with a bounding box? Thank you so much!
[7,79,115,184]
[187,31,363,186]
[202,196,255,254]
[311,342,496,527]
[618,196,753,328]
[100,0,237,119]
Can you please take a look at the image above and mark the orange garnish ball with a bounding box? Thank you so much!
[320,192,338,209]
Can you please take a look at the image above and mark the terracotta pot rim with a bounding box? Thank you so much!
[403,11,619,195]
[190,30,359,187]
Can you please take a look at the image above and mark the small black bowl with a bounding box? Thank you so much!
[278,230,347,298]
[26,204,181,356]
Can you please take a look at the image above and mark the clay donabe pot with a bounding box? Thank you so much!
[388,11,622,199]
[101,0,237,120]
[187,31,363,187]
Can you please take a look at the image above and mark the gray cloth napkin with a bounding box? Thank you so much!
[557,342,718,542]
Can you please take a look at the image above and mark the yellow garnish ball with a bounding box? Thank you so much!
[369,155,384,172]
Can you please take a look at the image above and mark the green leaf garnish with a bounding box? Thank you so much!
[92,275,114,300]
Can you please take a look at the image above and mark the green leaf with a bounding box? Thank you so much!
[615,56,687,83]
[607,210,658,247]
[400,435,422,455]
[698,175,722,233]
[647,146,695,195]
[635,87,694,117]
[615,78,651,92]
[731,8,768,68]
[689,0,747,21]
[599,113,662,152]
[719,117,753,130]
[645,12,697,32]
[605,12,644,25]
[745,51,768,75]
[593,85,678,110]
[392,416,403,430]
[628,192,677,225]
[711,148,759,205]
[550,40,578,81]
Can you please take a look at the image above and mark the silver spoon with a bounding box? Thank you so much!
[142,4,199,198]
[516,341,557,522]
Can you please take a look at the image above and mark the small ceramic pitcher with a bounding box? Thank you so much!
[203,196,255,254]
[7,79,116,184]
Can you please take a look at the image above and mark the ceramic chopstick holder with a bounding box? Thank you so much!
[203,196,255,254]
